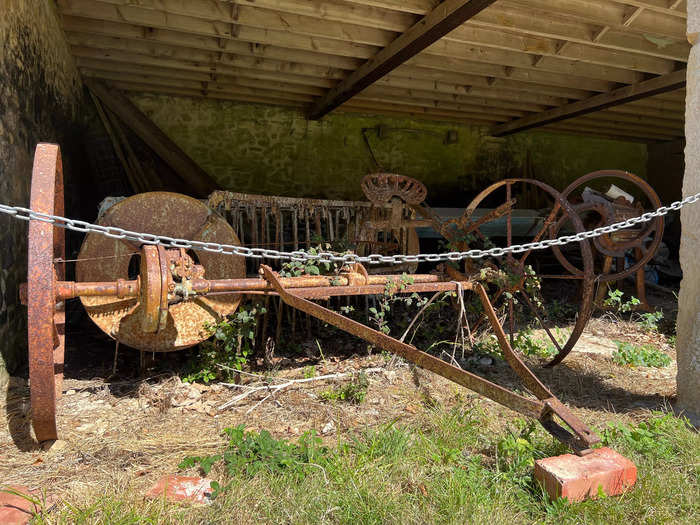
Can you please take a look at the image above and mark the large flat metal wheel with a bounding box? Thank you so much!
[76,192,246,352]
[27,144,65,443]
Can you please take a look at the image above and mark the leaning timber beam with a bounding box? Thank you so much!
[84,79,220,197]
[308,0,498,120]
[491,68,687,137]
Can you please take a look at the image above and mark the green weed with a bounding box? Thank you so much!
[183,304,264,383]
[319,372,369,404]
[612,341,671,368]
[636,310,664,332]
[179,425,329,492]
[603,289,641,313]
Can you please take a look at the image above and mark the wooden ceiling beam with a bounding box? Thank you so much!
[88,0,687,69]
[81,69,326,98]
[100,78,514,124]
[77,60,684,131]
[306,0,500,119]
[343,0,686,38]
[345,0,686,19]
[503,0,685,39]
[65,22,684,119]
[79,62,546,116]
[75,57,339,88]
[104,79,678,141]
[491,68,687,136]
[108,80,307,108]
[67,34,595,104]
[544,123,676,142]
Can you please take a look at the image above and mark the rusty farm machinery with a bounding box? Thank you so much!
[22,144,665,456]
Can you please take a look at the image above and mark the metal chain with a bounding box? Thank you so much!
[1,193,699,265]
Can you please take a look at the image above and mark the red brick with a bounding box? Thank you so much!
[0,485,41,525]
[534,447,637,502]
[145,475,213,505]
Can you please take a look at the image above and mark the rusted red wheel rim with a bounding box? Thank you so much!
[463,178,595,367]
[27,144,65,442]
[551,170,664,283]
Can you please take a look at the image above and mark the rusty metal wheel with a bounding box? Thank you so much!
[551,170,664,283]
[462,179,595,367]
[76,192,246,352]
[27,144,65,442]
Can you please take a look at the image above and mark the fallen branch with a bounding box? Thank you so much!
[217,367,385,412]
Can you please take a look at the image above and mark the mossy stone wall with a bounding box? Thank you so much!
[0,0,82,383]
[129,94,648,206]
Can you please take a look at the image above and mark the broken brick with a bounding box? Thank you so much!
[534,447,637,502]
[0,485,46,525]
[145,475,213,505]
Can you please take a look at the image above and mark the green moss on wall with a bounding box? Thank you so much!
[129,94,647,206]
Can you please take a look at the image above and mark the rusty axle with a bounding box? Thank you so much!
[42,272,450,302]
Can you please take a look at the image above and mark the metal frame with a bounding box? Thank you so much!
[22,144,605,453]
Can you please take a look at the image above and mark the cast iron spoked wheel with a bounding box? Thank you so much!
[27,144,65,443]
[550,170,664,284]
[461,179,595,367]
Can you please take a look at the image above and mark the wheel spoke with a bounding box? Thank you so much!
[518,202,561,267]
[519,288,563,354]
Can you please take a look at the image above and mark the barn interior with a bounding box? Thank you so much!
[1,0,698,499]
[3,0,700,512]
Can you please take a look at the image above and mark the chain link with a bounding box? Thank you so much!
[2,193,699,265]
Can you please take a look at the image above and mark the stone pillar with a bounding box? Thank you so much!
[677,0,700,424]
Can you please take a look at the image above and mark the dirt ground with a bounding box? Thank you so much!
[1,287,680,504]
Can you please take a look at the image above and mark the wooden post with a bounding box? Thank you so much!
[677,0,700,425]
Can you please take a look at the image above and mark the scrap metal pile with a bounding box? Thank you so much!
[22,144,664,456]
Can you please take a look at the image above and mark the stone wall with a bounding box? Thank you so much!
[677,0,700,424]
[0,0,83,384]
[129,94,648,206]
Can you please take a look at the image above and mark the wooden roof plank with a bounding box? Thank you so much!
[62,15,623,93]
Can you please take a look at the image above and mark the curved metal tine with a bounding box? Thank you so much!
[508,298,515,345]
[519,288,563,354]
[506,182,513,261]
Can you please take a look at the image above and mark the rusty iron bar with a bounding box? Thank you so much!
[260,265,599,454]
[43,273,448,301]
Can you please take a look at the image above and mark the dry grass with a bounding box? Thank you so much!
[1,293,695,523]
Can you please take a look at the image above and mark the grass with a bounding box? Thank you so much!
[30,409,699,524]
